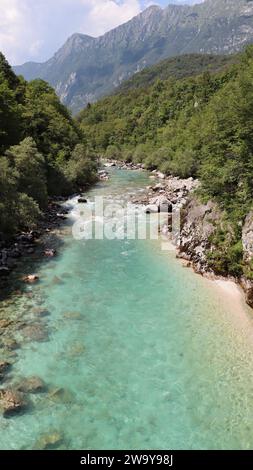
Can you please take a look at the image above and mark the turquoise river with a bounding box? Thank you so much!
[1,168,253,450]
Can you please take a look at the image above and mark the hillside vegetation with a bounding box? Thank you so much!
[117,54,236,92]
[78,47,253,277]
[0,53,97,237]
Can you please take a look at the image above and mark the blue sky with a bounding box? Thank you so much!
[0,0,204,65]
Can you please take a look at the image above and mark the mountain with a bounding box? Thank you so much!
[14,0,253,113]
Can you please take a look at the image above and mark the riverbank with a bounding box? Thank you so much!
[102,159,253,310]
[0,199,70,281]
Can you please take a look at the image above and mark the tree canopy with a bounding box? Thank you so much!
[0,53,97,236]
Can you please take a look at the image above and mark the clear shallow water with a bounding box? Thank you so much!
[1,169,253,449]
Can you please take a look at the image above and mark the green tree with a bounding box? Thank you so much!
[6,138,48,209]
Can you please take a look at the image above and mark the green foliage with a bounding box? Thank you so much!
[0,53,97,236]
[65,144,98,191]
[207,224,244,277]
[6,137,48,209]
[0,157,41,235]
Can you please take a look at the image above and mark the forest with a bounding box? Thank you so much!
[0,53,97,237]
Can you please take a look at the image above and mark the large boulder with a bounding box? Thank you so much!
[178,197,221,273]
[0,389,27,417]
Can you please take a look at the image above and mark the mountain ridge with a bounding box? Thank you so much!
[14,0,253,113]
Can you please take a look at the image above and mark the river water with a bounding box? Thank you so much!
[1,168,253,450]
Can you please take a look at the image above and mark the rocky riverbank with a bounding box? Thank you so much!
[102,160,253,309]
[0,199,70,280]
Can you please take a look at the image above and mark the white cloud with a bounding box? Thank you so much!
[0,0,142,64]
[80,0,141,37]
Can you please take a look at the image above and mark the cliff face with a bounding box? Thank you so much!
[179,199,253,308]
[14,0,253,113]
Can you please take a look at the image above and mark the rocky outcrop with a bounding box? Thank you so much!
[240,277,253,308]
[242,211,253,262]
[241,212,253,306]
[131,173,199,210]
[178,198,221,274]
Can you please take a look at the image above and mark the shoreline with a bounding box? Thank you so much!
[0,198,70,282]
[104,158,253,311]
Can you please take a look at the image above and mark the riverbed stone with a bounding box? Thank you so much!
[33,431,63,450]
[48,387,75,404]
[0,389,27,417]
[63,311,82,321]
[32,307,50,318]
[0,319,13,329]
[21,324,49,342]
[51,276,64,285]
[2,338,20,351]
[16,376,47,394]
[0,361,11,375]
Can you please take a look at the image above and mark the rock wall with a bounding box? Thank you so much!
[178,198,221,275]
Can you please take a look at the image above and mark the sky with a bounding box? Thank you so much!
[0,0,204,65]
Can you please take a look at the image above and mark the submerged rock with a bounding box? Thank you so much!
[16,376,47,394]
[0,361,11,375]
[67,343,86,358]
[63,311,82,321]
[2,338,20,351]
[34,431,63,450]
[51,276,64,286]
[32,307,50,318]
[0,389,27,418]
[21,324,49,342]
[48,387,74,404]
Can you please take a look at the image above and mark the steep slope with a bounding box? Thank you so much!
[14,0,253,113]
